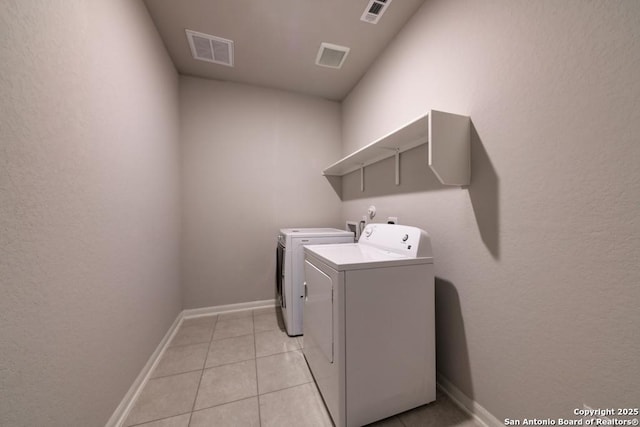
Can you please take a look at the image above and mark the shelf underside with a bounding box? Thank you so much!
[323,114,428,176]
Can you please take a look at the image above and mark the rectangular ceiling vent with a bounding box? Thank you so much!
[315,43,350,69]
[185,29,234,67]
[360,0,393,24]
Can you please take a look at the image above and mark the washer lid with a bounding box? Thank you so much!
[304,243,433,271]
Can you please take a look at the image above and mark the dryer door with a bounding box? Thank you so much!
[303,256,343,426]
[303,259,333,364]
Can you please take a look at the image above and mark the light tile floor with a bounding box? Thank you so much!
[124,307,482,427]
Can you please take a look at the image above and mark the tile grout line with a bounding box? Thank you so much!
[215,315,254,324]
[149,367,205,381]
[204,355,256,370]
[257,380,315,398]
[254,325,302,359]
[209,331,253,342]
[256,346,303,359]
[189,396,261,419]
[188,315,218,425]
[210,316,255,342]
[256,346,303,360]
[211,331,254,343]
[166,340,212,350]
[127,410,192,427]
[201,329,296,369]
[253,309,263,427]
[259,379,315,398]
[167,316,217,349]
[188,379,316,416]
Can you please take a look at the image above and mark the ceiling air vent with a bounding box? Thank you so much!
[315,43,350,69]
[185,30,234,67]
[360,0,393,24]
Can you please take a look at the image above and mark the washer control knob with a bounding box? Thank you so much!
[364,227,373,237]
[402,234,409,242]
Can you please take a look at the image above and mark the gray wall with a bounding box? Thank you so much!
[341,0,640,421]
[0,1,181,425]
[180,77,342,308]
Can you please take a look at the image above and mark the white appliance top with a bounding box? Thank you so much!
[279,228,353,238]
[304,223,433,271]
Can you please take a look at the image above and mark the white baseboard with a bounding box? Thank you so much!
[106,299,275,426]
[437,373,503,427]
[105,312,183,427]
[182,299,275,319]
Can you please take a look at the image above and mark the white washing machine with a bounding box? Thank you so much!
[303,223,435,427]
[277,228,354,336]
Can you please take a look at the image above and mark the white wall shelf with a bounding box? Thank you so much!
[323,110,470,188]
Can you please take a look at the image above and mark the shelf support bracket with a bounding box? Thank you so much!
[360,165,365,192]
[395,149,400,186]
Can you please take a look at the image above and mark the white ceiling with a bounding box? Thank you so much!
[143,0,426,101]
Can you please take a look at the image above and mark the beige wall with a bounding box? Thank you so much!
[0,1,181,425]
[342,0,640,421]
[180,77,342,308]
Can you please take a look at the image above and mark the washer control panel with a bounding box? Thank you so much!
[360,224,433,258]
